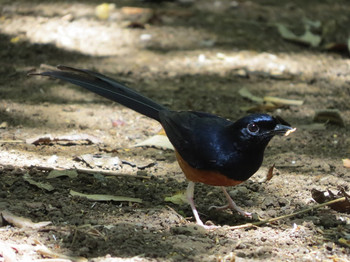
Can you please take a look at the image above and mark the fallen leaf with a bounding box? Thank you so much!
[165,191,187,205]
[311,188,350,214]
[239,88,303,113]
[265,164,275,182]
[26,134,101,145]
[339,238,350,247]
[313,109,344,127]
[25,134,53,145]
[0,122,8,129]
[34,240,87,261]
[276,23,321,47]
[76,154,121,169]
[23,173,54,191]
[1,210,51,229]
[133,135,174,150]
[263,96,304,106]
[70,190,142,203]
[47,169,79,179]
[238,87,264,103]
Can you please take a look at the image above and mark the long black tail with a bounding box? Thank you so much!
[32,65,168,122]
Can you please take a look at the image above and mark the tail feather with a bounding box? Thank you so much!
[34,65,167,122]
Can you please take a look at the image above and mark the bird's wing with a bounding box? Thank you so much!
[159,110,231,169]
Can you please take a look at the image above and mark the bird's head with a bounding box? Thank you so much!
[231,114,295,146]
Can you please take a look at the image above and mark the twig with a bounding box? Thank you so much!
[4,165,151,179]
[73,167,151,179]
[0,140,24,143]
[227,197,346,230]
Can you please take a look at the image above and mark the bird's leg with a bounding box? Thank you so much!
[209,187,252,217]
[186,182,219,229]
[186,181,205,226]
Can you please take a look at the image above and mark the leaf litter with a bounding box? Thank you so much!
[26,134,101,145]
[312,188,350,214]
[23,173,55,192]
[69,189,142,203]
[1,210,51,229]
[238,87,304,112]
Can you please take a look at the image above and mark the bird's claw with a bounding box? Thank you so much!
[209,203,252,217]
[208,204,229,211]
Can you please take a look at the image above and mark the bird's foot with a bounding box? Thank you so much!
[200,223,220,230]
[194,219,220,230]
[209,187,253,217]
[208,203,252,218]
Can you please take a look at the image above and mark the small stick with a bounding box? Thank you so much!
[0,140,25,143]
[227,197,346,230]
[2,165,151,179]
[73,167,151,179]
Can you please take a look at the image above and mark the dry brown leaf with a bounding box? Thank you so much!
[26,134,101,145]
[311,188,350,214]
[265,164,275,182]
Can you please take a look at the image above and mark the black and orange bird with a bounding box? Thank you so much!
[32,66,295,228]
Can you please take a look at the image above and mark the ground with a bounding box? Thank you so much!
[0,0,350,261]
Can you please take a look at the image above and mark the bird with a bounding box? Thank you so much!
[31,65,295,228]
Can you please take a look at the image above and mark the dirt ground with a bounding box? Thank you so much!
[1,0,350,261]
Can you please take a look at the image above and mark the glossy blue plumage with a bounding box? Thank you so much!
[160,111,280,181]
[36,66,292,183]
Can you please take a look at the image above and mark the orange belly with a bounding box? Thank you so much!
[175,151,243,186]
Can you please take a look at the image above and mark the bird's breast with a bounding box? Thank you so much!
[175,151,244,186]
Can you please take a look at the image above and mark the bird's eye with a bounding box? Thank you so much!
[247,123,259,133]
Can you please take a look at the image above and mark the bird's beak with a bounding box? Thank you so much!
[274,124,296,136]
